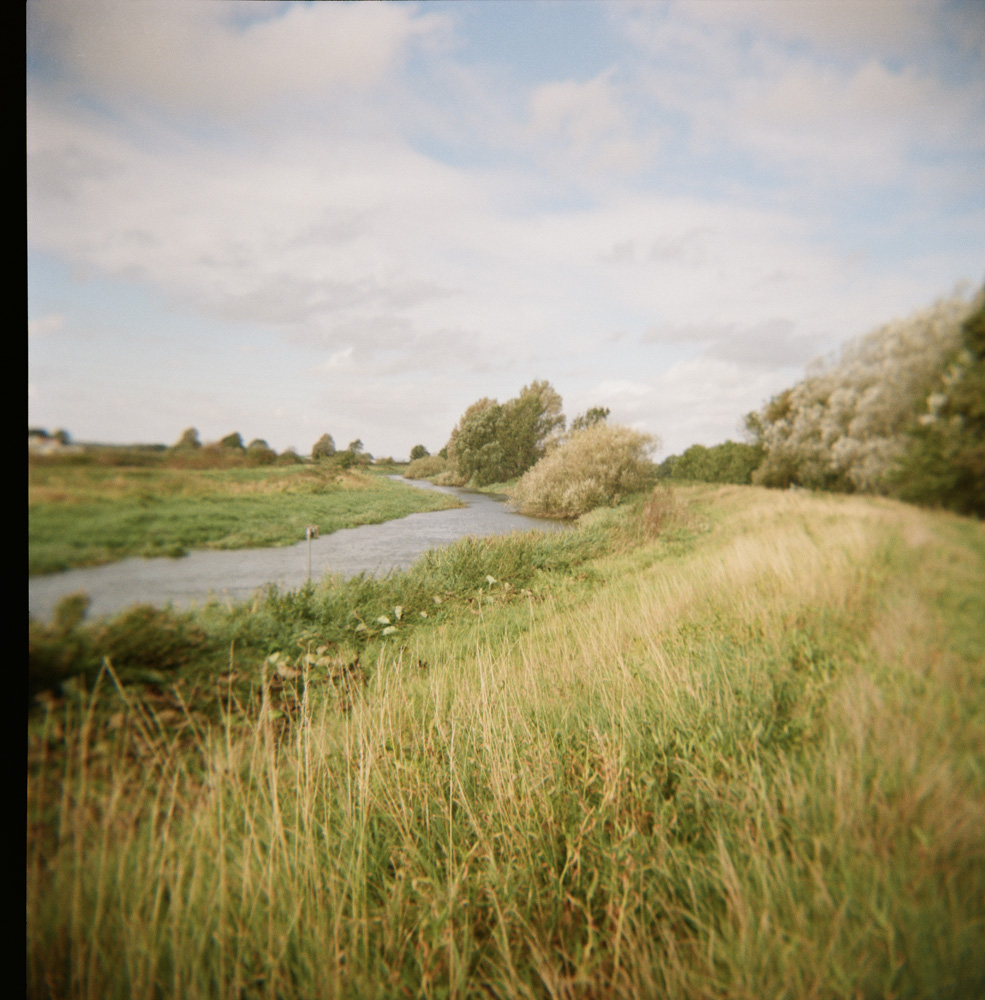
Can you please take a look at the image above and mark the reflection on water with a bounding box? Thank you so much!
[29,478,567,621]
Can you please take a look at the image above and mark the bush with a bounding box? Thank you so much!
[94,605,209,676]
[29,593,97,700]
[29,599,211,699]
[509,423,658,517]
[404,455,448,480]
[661,440,763,484]
[245,439,277,466]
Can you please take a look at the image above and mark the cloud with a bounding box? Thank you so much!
[615,0,985,194]
[526,71,649,174]
[594,378,651,398]
[30,0,450,118]
[643,317,824,369]
[319,347,354,372]
[29,313,64,338]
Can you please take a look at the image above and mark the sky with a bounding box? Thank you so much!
[27,0,985,460]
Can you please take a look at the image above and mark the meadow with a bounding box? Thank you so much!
[26,484,985,999]
[28,459,463,576]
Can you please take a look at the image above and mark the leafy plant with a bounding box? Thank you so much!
[447,381,565,486]
[312,433,336,459]
[510,423,658,517]
[751,290,976,493]
[891,292,985,516]
[93,605,209,677]
[404,454,448,479]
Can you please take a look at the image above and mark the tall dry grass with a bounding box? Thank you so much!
[28,486,985,998]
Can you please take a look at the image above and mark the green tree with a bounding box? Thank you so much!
[499,380,566,478]
[219,432,244,450]
[892,292,985,516]
[448,381,566,486]
[668,440,763,484]
[312,434,336,460]
[449,398,507,486]
[750,292,973,493]
[246,438,277,466]
[409,444,430,461]
[570,406,610,433]
[173,427,201,450]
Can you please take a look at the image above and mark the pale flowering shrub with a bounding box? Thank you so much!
[509,424,657,517]
[754,291,975,493]
[403,455,448,480]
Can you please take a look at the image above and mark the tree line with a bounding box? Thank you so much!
[655,285,984,517]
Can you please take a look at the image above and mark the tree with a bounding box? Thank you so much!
[246,438,277,465]
[751,291,973,493]
[446,397,502,485]
[173,427,201,450]
[665,440,762,484]
[219,432,244,450]
[570,406,610,433]
[312,434,336,459]
[446,380,566,486]
[409,444,430,461]
[892,290,985,516]
[499,380,566,478]
[449,399,507,486]
[348,439,364,454]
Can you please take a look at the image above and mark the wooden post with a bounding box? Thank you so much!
[305,525,319,584]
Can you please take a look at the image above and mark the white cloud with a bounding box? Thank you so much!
[526,71,650,174]
[30,0,450,117]
[28,313,64,338]
[595,378,651,398]
[616,0,985,194]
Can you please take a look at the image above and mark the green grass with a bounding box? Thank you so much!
[27,485,985,999]
[28,463,463,575]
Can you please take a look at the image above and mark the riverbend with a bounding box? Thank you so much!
[28,479,566,621]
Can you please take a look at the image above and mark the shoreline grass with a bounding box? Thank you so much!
[29,463,463,576]
[27,486,985,999]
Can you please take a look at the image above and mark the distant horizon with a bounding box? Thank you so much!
[28,1,985,459]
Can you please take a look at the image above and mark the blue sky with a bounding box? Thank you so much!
[27,0,985,458]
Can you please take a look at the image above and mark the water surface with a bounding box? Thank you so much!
[29,478,566,621]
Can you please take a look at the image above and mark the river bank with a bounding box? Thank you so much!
[29,477,567,621]
[29,462,464,576]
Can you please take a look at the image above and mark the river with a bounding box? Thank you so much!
[28,478,567,622]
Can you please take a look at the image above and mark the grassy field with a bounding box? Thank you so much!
[27,485,985,999]
[28,461,463,575]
